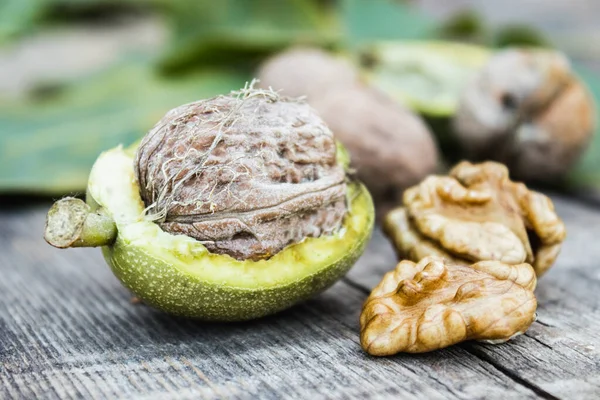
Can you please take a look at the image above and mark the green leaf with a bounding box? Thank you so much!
[0,0,163,42]
[435,9,489,45]
[159,0,342,73]
[567,66,600,188]
[492,24,551,48]
[343,0,435,44]
[0,0,45,43]
[359,41,491,117]
[434,10,551,49]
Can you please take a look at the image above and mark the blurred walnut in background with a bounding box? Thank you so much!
[384,161,566,276]
[453,48,596,182]
[360,256,537,355]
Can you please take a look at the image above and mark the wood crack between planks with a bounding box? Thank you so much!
[464,346,560,400]
[341,277,371,295]
[342,276,559,399]
[535,319,555,328]
[524,333,554,350]
[562,191,600,212]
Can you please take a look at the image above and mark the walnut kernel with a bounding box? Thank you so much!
[384,161,565,276]
[360,256,537,355]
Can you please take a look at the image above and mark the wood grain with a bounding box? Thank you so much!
[1,195,599,399]
[0,204,541,400]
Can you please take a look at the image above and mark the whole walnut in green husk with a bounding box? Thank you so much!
[44,86,374,320]
[384,161,565,276]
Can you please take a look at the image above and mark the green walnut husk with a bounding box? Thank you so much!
[45,143,374,321]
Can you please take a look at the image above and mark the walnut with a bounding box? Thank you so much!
[453,48,595,182]
[360,256,537,355]
[257,47,439,208]
[309,86,439,208]
[255,47,359,100]
[384,161,565,276]
[135,87,347,261]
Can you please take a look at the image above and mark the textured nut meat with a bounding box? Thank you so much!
[360,256,537,355]
[135,89,347,261]
[454,48,595,181]
[384,161,565,276]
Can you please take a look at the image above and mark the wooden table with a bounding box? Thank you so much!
[1,194,599,400]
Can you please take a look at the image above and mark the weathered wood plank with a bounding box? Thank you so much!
[0,205,541,399]
[347,194,600,399]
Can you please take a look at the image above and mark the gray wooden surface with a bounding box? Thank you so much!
[2,2,600,398]
[1,194,599,399]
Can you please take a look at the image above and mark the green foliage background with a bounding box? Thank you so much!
[0,0,598,194]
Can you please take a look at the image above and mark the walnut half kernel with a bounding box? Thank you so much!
[360,256,537,355]
[384,161,566,276]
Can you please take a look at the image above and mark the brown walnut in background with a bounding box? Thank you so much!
[454,48,596,182]
[135,87,347,261]
[360,256,537,355]
[257,47,439,209]
[384,161,565,276]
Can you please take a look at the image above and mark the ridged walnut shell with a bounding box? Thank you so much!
[384,161,565,276]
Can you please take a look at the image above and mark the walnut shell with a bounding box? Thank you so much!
[360,256,537,355]
[384,161,565,276]
[135,88,347,261]
[453,48,596,181]
[257,47,439,207]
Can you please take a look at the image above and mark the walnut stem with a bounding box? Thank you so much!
[44,197,117,248]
